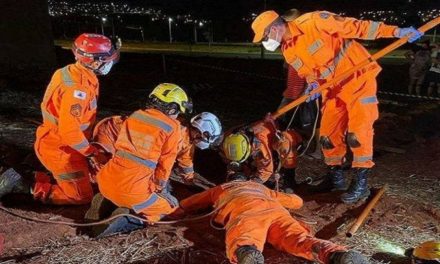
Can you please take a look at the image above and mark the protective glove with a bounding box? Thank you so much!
[157,184,179,208]
[394,27,424,43]
[304,82,320,103]
[86,146,104,179]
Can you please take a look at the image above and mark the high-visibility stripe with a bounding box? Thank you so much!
[319,40,353,79]
[90,98,97,110]
[132,193,159,213]
[42,110,58,125]
[367,21,380,40]
[308,39,323,55]
[116,150,157,169]
[291,57,304,71]
[80,123,90,131]
[360,96,378,104]
[61,66,74,87]
[72,139,89,151]
[181,166,194,174]
[58,171,84,181]
[131,112,172,133]
[353,156,373,162]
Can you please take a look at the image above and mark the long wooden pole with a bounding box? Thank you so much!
[346,184,388,237]
[272,17,440,120]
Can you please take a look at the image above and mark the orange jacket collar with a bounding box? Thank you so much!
[74,61,99,87]
[287,21,303,39]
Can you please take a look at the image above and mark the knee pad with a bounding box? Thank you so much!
[346,133,361,148]
[320,136,335,150]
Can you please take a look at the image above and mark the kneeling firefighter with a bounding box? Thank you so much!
[222,119,302,193]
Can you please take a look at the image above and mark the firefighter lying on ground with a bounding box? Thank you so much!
[173,172,370,264]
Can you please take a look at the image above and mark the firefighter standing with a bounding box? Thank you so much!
[251,10,423,203]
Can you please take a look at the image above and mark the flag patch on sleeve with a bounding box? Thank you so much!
[73,90,87,100]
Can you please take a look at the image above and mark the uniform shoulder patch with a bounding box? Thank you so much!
[70,103,82,117]
[73,90,87,100]
[320,12,330,19]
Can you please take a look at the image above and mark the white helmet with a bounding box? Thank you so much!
[190,112,223,150]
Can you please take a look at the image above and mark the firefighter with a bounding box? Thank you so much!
[173,112,223,183]
[251,10,423,203]
[221,120,302,193]
[95,83,192,226]
[89,112,223,182]
[0,33,120,204]
[174,173,369,264]
[84,111,222,230]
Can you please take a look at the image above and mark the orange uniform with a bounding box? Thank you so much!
[92,115,126,155]
[96,109,181,222]
[233,122,302,182]
[180,180,346,263]
[34,62,99,204]
[282,11,398,168]
[175,125,195,181]
[92,115,195,181]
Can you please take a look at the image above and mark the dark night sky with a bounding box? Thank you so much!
[73,0,440,15]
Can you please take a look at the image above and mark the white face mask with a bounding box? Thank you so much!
[195,140,210,150]
[262,29,281,52]
[96,60,114,75]
[262,39,281,51]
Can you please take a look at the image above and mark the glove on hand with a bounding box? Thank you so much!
[395,27,423,43]
[157,185,179,208]
[305,82,320,103]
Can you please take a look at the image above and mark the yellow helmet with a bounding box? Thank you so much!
[412,241,440,264]
[222,133,251,163]
[149,83,192,113]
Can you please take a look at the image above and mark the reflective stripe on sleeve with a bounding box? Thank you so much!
[61,66,74,87]
[72,139,90,151]
[132,193,159,213]
[367,21,380,40]
[57,171,85,181]
[360,96,378,104]
[42,110,59,125]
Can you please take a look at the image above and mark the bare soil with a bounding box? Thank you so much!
[0,51,439,263]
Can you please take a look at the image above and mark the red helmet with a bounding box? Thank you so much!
[72,33,120,65]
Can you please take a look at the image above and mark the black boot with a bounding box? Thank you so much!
[282,169,297,194]
[330,250,369,264]
[341,168,371,204]
[313,166,346,192]
[236,246,264,264]
[0,168,31,199]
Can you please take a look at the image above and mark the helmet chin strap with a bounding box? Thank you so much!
[95,61,114,75]
[77,60,97,72]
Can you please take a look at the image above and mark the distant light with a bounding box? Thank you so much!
[102,17,107,22]
[168,17,173,22]
[199,22,204,27]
